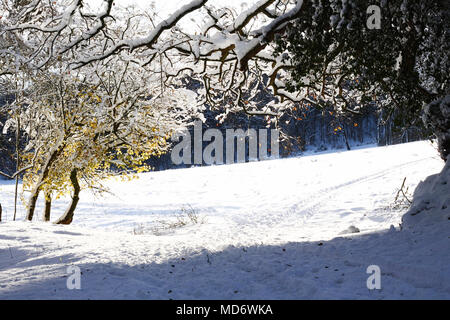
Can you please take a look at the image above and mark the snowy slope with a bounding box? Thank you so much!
[0,141,449,299]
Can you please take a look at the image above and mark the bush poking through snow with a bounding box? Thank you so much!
[132,224,143,235]
[390,177,413,211]
[180,205,201,225]
[133,205,205,236]
[338,225,360,235]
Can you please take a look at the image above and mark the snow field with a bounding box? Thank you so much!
[0,141,448,299]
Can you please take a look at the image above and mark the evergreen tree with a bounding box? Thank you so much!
[276,0,449,152]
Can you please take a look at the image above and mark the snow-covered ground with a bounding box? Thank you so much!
[0,141,449,299]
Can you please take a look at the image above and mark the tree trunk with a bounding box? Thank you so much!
[13,117,20,221]
[43,192,52,222]
[342,125,351,151]
[338,117,351,151]
[26,144,63,221]
[54,169,80,225]
[26,190,40,222]
[0,203,2,222]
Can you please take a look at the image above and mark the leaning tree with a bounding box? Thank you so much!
[1,1,201,223]
[14,56,198,224]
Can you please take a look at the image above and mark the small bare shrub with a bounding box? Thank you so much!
[390,177,413,211]
[132,223,146,235]
[132,205,205,236]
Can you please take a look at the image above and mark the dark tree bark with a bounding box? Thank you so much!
[54,169,80,225]
[0,203,2,222]
[342,125,351,151]
[337,116,351,151]
[26,190,40,221]
[26,144,64,221]
[43,192,52,222]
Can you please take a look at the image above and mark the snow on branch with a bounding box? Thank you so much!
[165,0,306,117]
[72,0,209,68]
[1,0,309,119]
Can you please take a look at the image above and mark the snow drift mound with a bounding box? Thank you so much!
[402,160,450,230]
